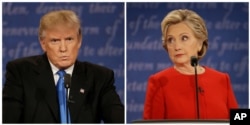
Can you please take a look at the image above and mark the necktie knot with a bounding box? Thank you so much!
[57,70,66,78]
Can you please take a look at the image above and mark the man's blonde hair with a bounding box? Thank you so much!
[39,10,82,40]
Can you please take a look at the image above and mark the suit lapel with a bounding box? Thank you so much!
[69,61,89,122]
[33,57,90,122]
[33,54,59,122]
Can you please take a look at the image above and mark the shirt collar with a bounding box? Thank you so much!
[48,60,74,76]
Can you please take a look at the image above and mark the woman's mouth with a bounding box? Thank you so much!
[175,54,183,57]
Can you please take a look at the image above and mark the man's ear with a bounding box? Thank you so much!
[40,40,46,52]
[77,28,83,48]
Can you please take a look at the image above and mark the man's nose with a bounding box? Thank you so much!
[59,41,67,52]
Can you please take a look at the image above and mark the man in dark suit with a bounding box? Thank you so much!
[3,10,124,123]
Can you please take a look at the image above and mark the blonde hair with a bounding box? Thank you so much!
[39,10,82,40]
[161,9,208,60]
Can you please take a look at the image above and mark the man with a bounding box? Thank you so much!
[3,10,124,123]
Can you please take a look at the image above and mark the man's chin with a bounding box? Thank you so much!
[57,62,73,69]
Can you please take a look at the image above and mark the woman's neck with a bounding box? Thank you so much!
[174,64,205,75]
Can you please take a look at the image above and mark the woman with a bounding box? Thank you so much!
[143,9,238,120]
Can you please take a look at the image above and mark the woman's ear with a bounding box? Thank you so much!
[198,40,204,52]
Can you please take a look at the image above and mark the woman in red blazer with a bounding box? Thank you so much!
[143,9,238,120]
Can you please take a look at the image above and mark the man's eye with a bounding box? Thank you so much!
[51,39,58,42]
[66,37,74,41]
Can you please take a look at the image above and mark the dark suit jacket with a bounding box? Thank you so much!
[3,54,124,123]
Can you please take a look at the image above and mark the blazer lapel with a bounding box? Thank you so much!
[33,54,59,122]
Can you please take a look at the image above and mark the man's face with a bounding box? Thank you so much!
[40,25,82,69]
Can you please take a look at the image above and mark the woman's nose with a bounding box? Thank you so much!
[174,41,182,51]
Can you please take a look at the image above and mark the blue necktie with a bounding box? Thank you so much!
[57,70,71,123]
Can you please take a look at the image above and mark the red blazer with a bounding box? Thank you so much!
[143,66,238,120]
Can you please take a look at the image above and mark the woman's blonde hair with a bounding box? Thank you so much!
[39,10,82,40]
[161,9,208,60]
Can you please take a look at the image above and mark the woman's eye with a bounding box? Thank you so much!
[182,36,188,41]
[167,38,174,44]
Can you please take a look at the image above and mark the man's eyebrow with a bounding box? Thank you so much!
[50,38,61,41]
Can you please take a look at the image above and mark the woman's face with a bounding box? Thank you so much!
[165,22,202,66]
